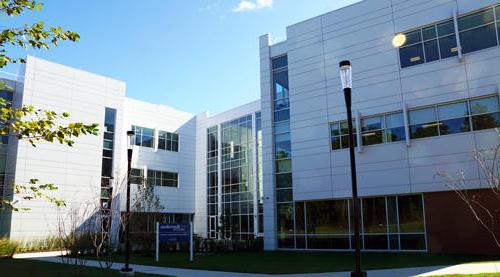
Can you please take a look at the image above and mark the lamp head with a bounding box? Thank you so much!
[339,60,352,90]
[127,130,135,150]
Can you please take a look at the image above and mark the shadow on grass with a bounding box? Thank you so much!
[104,251,500,274]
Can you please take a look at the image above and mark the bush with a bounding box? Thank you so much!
[17,236,64,253]
[0,238,19,258]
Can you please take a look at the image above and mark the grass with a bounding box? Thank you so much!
[0,258,167,277]
[429,273,500,277]
[105,251,500,274]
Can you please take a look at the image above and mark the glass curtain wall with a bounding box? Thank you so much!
[281,195,426,251]
[100,107,116,237]
[271,55,295,248]
[0,89,12,202]
[207,126,218,239]
[220,115,254,240]
[256,112,264,234]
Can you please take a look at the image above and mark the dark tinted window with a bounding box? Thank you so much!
[272,55,288,70]
[400,44,424,68]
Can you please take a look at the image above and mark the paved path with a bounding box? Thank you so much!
[417,262,500,276]
[24,256,445,277]
[18,254,500,277]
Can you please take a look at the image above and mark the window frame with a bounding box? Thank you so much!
[398,4,500,69]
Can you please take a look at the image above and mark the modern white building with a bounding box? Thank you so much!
[1,0,500,255]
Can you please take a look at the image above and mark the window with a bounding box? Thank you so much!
[470,96,500,130]
[276,172,292,189]
[409,107,438,139]
[399,5,500,68]
[275,133,291,159]
[458,8,497,54]
[330,120,357,150]
[437,101,470,135]
[408,97,498,140]
[130,168,144,184]
[272,55,294,216]
[360,112,406,146]
[132,126,154,148]
[399,19,457,68]
[158,130,179,152]
[101,108,116,178]
[146,169,178,187]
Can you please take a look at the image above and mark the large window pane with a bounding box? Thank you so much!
[277,235,295,248]
[385,127,406,142]
[403,30,422,46]
[460,24,497,54]
[362,197,387,233]
[438,102,470,134]
[440,117,470,135]
[400,44,424,68]
[276,189,292,202]
[400,234,426,250]
[274,121,290,134]
[398,195,425,233]
[458,9,494,31]
[409,107,436,125]
[364,235,388,250]
[331,136,341,150]
[437,20,454,36]
[274,109,290,122]
[422,26,437,40]
[276,159,292,173]
[273,70,289,100]
[471,96,500,130]
[409,107,439,139]
[472,112,500,130]
[386,112,404,128]
[439,35,458,58]
[277,203,294,234]
[387,196,398,233]
[362,130,384,146]
[272,55,288,70]
[275,133,291,159]
[361,116,383,131]
[274,98,290,110]
[470,96,500,115]
[424,39,440,62]
[295,202,305,234]
[306,200,349,234]
[437,102,468,120]
[330,123,340,136]
[307,235,350,250]
[276,173,292,189]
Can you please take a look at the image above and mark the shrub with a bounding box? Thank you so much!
[0,238,19,258]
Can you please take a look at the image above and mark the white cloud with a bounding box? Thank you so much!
[233,0,273,12]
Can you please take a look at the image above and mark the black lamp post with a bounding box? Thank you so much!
[122,130,135,274]
[339,60,366,277]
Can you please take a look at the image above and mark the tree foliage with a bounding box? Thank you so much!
[1,0,98,211]
[0,0,80,68]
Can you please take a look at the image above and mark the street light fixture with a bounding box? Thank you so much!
[339,60,366,277]
[121,130,135,274]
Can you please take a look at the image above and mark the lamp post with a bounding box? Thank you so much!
[339,60,366,277]
[121,130,135,274]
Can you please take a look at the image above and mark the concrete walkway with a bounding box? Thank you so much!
[21,256,446,277]
[17,254,500,277]
[417,262,500,276]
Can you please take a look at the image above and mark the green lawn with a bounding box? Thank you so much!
[429,273,500,277]
[107,251,500,274]
[0,258,166,277]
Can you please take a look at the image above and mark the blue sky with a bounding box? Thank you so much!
[3,0,360,114]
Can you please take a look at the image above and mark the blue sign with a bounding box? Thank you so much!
[159,223,190,243]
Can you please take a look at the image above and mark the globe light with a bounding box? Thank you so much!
[392,33,406,48]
